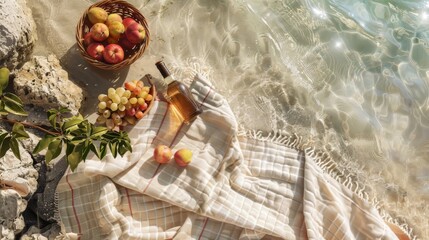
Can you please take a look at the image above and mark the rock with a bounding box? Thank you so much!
[0,189,27,238]
[0,135,38,197]
[0,0,37,69]
[13,55,85,125]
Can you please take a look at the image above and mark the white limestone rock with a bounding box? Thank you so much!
[0,0,37,69]
[0,189,27,238]
[13,55,85,125]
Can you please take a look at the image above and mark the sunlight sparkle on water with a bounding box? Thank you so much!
[312,8,327,19]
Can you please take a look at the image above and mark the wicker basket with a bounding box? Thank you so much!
[76,0,150,70]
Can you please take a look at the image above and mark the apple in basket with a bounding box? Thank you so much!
[103,44,124,64]
[119,37,136,50]
[125,22,146,44]
[86,43,104,61]
[106,13,123,26]
[90,23,109,41]
[83,32,94,46]
[174,149,193,167]
[87,7,108,24]
[153,145,173,164]
[108,21,125,39]
[122,17,136,29]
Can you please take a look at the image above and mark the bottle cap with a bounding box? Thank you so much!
[155,61,171,78]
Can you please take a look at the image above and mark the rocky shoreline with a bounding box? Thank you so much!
[0,1,84,238]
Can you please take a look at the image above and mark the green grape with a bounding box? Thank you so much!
[110,103,118,111]
[123,90,132,98]
[118,104,126,111]
[116,87,125,97]
[137,97,145,105]
[103,109,111,118]
[96,115,107,123]
[98,101,107,110]
[105,119,115,129]
[108,88,116,96]
[98,94,107,101]
[129,97,137,105]
[111,94,121,104]
[120,96,128,104]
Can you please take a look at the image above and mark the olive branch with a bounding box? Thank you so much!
[0,68,132,171]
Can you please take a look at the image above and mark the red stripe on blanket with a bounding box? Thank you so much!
[198,217,209,240]
[66,174,82,239]
[199,87,212,108]
[125,188,133,217]
[143,122,185,193]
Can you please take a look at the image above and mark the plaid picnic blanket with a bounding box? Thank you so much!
[56,75,399,239]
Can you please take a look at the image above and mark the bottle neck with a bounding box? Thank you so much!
[155,61,176,85]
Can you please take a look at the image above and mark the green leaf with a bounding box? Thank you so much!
[45,139,62,163]
[91,126,108,139]
[58,107,71,114]
[109,141,118,158]
[3,97,27,116]
[62,117,83,132]
[0,132,8,142]
[99,142,107,159]
[81,141,91,160]
[47,109,58,129]
[89,143,100,159]
[33,135,56,154]
[0,100,8,115]
[67,148,81,171]
[10,137,20,160]
[68,136,86,145]
[118,144,128,157]
[0,136,11,158]
[3,92,24,105]
[11,123,29,140]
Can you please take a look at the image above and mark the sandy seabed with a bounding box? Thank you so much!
[24,0,429,238]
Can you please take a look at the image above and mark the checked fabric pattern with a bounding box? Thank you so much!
[56,75,398,239]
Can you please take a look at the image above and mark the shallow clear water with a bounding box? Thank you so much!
[29,0,429,238]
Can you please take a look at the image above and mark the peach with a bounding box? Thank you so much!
[90,23,109,41]
[154,145,172,164]
[108,21,125,39]
[174,149,192,167]
[106,13,123,26]
[88,7,108,24]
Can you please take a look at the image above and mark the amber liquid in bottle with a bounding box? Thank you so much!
[156,61,202,124]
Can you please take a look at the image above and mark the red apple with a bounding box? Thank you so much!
[122,17,137,29]
[153,145,172,164]
[86,43,104,61]
[83,32,94,46]
[90,23,109,41]
[125,22,146,44]
[119,37,136,50]
[103,44,124,64]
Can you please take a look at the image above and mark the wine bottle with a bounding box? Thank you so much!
[155,61,203,124]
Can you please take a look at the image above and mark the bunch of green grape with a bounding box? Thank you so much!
[96,80,153,130]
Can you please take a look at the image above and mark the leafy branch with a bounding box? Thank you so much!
[0,67,132,171]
